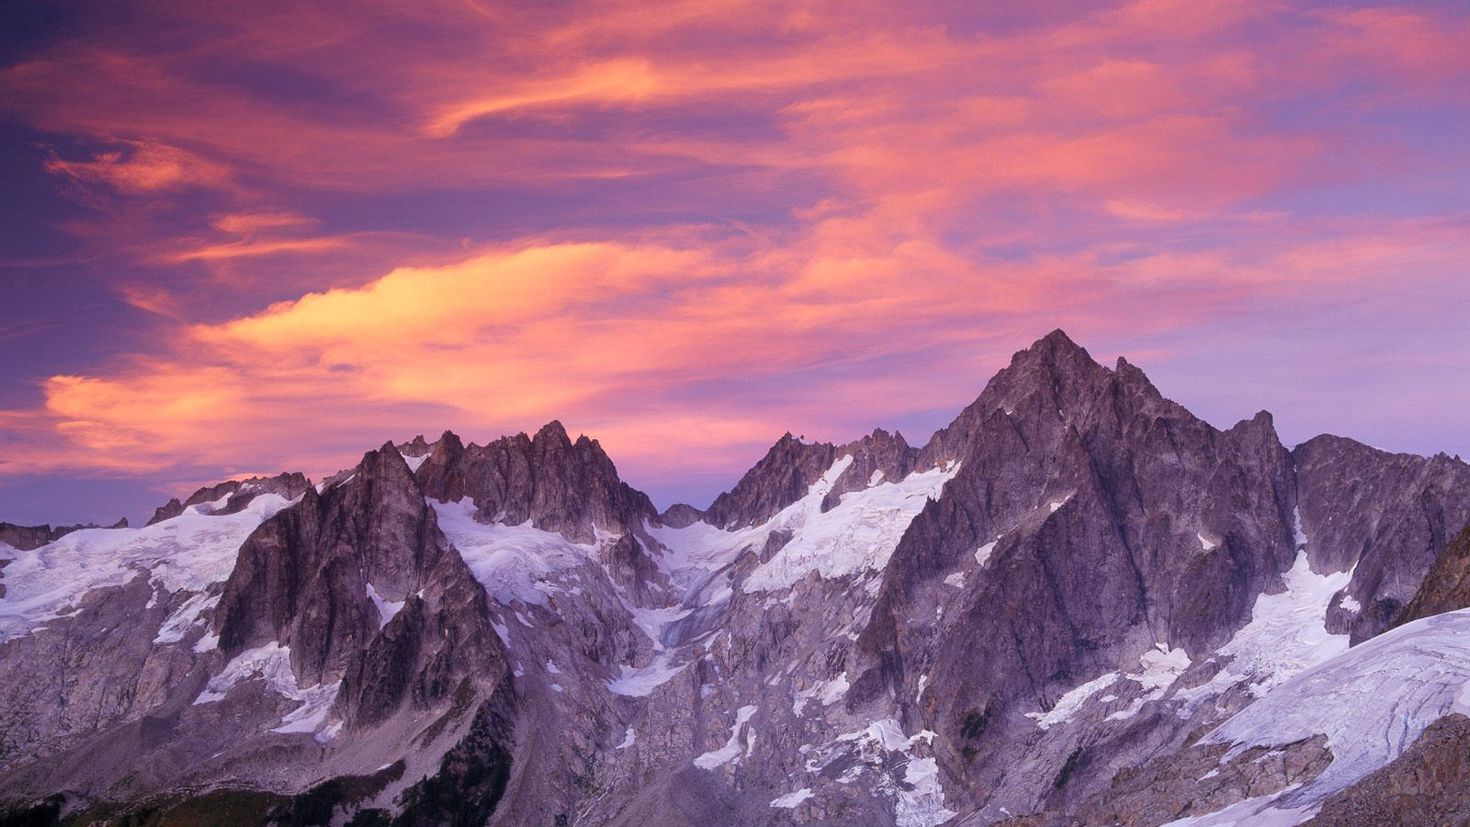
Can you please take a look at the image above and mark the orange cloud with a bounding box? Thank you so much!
[43,139,229,194]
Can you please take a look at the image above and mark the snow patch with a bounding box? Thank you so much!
[808,719,955,827]
[897,757,957,827]
[1200,608,1470,814]
[366,583,405,630]
[1180,551,1352,702]
[793,673,849,716]
[154,591,220,645]
[974,540,998,567]
[617,726,636,749]
[1197,532,1218,551]
[741,459,958,592]
[1028,672,1120,730]
[652,457,957,596]
[770,788,814,809]
[1106,644,1191,722]
[194,641,341,742]
[693,705,758,769]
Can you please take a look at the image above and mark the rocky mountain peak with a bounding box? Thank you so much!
[5,330,1470,827]
[703,433,839,529]
[533,418,572,447]
[397,433,433,457]
[414,421,656,549]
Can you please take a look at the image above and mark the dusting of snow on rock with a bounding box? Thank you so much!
[943,571,966,589]
[1028,672,1120,730]
[693,705,758,769]
[0,493,296,641]
[431,498,598,606]
[365,583,405,629]
[770,788,814,809]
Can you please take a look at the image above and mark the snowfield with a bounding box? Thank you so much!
[0,493,295,642]
[431,497,599,606]
[1171,607,1470,824]
[649,455,959,596]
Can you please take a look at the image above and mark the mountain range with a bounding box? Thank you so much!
[3,330,1470,826]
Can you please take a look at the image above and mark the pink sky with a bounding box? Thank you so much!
[1,0,1468,523]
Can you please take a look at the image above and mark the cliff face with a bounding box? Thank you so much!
[1293,436,1470,641]
[215,443,505,727]
[1392,522,1470,628]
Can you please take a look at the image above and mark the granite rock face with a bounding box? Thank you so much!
[1294,437,1470,642]
[3,329,1470,826]
[1392,522,1470,627]
[214,444,504,724]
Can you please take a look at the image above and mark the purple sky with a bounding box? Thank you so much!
[2,0,1468,526]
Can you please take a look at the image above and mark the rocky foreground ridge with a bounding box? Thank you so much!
[2,330,1469,826]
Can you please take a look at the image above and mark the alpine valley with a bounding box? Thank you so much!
[4,330,1470,827]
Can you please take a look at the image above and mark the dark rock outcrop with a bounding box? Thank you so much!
[702,433,838,529]
[1393,523,1470,627]
[704,428,924,529]
[0,519,130,551]
[0,523,57,552]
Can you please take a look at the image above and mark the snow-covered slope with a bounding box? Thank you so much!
[1172,608,1470,824]
[649,455,958,597]
[0,493,295,642]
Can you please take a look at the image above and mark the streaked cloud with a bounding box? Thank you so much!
[1,0,1467,513]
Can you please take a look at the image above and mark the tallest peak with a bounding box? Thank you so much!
[1004,328,1102,377]
[534,419,571,444]
[1024,328,1092,362]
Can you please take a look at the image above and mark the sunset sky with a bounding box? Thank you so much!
[3,0,1469,525]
